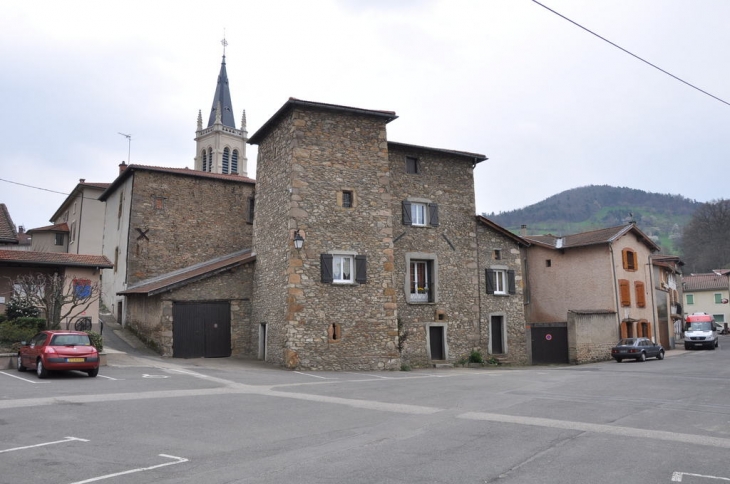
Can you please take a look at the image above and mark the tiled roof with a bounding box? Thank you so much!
[476,216,530,246]
[0,250,113,268]
[523,224,660,252]
[100,164,255,201]
[27,222,70,233]
[0,204,18,244]
[682,273,730,291]
[249,97,399,144]
[120,249,255,296]
[389,142,487,164]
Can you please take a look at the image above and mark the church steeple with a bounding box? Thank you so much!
[207,52,236,129]
[193,38,249,177]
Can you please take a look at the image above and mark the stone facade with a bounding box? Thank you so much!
[124,263,254,357]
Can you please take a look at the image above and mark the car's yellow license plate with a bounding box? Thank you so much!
[67,358,85,362]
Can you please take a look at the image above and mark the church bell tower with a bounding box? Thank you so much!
[194,39,248,176]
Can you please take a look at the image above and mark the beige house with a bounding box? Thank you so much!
[47,180,109,255]
[0,250,112,326]
[523,224,660,363]
[682,270,730,328]
[650,255,684,348]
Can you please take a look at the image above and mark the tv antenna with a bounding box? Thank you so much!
[118,132,132,164]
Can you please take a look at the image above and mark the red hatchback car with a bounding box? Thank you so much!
[17,331,100,378]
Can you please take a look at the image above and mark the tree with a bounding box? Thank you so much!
[8,273,101,330]
[680,199,730,273]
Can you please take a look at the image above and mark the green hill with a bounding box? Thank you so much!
[485,185,701,255]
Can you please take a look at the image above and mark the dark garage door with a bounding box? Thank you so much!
[172,302,231,358]
[531,325,568,364]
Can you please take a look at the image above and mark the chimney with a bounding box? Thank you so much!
[119,161,128,175]
[520,224,527,237]
[79,178,85,183]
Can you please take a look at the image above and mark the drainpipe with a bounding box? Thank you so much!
[647,256,657,344]
[475,217,483,348]
[609,243,621,339]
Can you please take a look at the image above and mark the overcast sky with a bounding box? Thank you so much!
[2,0,729,232]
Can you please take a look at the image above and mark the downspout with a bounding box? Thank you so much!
[475,217,483,348]
[609,243,621,339]
[647,256,657,343]
[76,190,84,254]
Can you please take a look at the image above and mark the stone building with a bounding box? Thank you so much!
[93,53,534,369]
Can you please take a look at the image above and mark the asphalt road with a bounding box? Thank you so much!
[2,333,730,484]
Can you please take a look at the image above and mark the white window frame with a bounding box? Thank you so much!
[493,269,508,295]
[333,254,354,284]
[411,202,427,226]
[404,252,438,304]
[410,260,430,302]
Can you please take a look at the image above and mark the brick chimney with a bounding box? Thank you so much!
[119,161,128,175]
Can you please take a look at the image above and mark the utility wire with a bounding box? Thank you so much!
[532,0,730,107]
[0,177,70,196]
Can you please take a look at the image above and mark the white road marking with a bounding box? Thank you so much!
[345,372,392,379]
[0,436,89,454]
[459,412,730,448]
[0,371,48,384]
[97,375,119,381]
[142,374,169,379]
[68,454,188,484]
[294,371,338,380]
[672,471,730,481]
[167,368,209,378]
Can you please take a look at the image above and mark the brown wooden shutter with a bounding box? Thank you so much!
[619,279,631,307]
[635,281,646,307]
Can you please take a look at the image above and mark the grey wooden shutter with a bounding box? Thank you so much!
[355,255,367,284]
[486,269,495,294]
[321,254,333,283]
[402,201,412,225]
[508,270,516,295]
[429,203,439,227]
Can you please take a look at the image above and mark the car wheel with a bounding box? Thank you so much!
[710,342,717,351]
[36,359,48,379]
[638,352,646,362]
[87,368,99,378]
[657,350,665,360]
[17,355,26,372]
[684,344,690,350]
[614,358,622,363]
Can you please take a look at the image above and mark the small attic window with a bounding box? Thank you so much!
[546,259,552,267]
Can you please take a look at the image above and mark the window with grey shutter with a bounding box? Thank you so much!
[402,201,412,225]
[321,254,333,283]
[429,203,439,227]
[508,270,516,295]
[355,255,367,284]
[486,269,495,294]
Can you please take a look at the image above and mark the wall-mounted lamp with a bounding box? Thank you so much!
[293,230,304,250]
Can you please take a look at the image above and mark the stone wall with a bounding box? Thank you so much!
[567,310,617,364]
[389,144,480,367]
[252,105,399,370]
[126,171,254,285]
[476,223,529,365]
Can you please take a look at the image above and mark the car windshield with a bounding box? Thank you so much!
[50,334,92,346]
[618,338,637,346]
[687,322,712,331]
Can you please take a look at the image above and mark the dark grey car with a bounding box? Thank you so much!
[611,337,664,363]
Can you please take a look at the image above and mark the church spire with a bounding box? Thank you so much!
[207,37,235,129]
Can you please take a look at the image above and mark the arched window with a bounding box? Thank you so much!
[201,150,207,172]
[208,148,213,172]
[222,147,230,174]
[231,150,239,174]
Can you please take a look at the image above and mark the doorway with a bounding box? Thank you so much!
[490,315,505,354]
[259,323,267,360]
[429,325,445,360]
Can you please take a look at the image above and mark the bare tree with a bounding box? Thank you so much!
[680,199,730,273]
[9,273,101,330]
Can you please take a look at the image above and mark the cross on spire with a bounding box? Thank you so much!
[221,35,228,57]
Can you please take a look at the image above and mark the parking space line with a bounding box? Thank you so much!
[68,453,188,484]
[294,371,338,380]
[0,436,89,454]
[672,471,730,481]
[0,371,49,384]
[97,375,120,381]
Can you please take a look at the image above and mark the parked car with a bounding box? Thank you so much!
[17,330,100,378]
[611,337,664,363]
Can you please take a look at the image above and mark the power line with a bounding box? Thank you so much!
[532,0,730,107]
[0,177,70,196]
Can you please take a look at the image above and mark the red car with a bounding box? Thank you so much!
[17,330,100,378]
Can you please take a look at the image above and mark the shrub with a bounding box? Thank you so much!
[5,297,40,319]
[0,321,37,348]
[0,314,7,324]
[468,350,484,364]
[400,363,412,371]
[85,331,103,353]
[13,317,46,332]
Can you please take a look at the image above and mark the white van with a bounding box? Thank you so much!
[684,313,719,350]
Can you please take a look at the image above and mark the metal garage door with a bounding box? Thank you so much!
[531,325,568,364]
[172,302,231,358]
